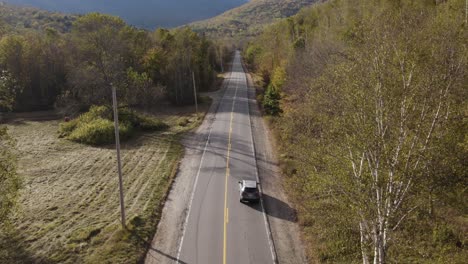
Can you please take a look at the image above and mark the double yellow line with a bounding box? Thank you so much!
[223,73,237,264]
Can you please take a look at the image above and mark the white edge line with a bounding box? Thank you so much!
[242,59,278,263]
[175,124,213,263]
[175,64,233,263]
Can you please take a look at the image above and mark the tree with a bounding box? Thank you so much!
[0,31,67,111]
[263,66,285,115]
[125,67,163,108]
[0,70,20,112]
[66,13,139,106]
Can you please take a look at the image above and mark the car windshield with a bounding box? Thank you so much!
[244,187,258,193]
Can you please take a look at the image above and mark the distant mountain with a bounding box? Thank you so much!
[2,0,248,29]
[190,0,319,39]
[0,2,76,32]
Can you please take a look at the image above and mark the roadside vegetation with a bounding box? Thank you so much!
[245,0,467,263]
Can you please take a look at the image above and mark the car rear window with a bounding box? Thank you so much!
[244,187,258,193]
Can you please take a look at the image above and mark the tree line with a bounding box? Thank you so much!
[0,12,230,112]
[245,0,466,263]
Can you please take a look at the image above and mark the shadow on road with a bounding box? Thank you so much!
[248,193,297,223]
[128,228,187,264]
[146,247,187,264]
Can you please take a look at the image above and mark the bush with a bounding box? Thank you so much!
[59,105,167,145]
[67,118,133,145]
[177,117,190,127]
[137,115,168,131]
[263,84,282,115]
[58,119,78,138]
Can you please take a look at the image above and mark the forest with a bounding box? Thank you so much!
[0,12,228,113]
[0,3,76,33]
[244,0,467,263]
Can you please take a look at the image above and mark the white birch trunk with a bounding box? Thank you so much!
[360,221,370,264]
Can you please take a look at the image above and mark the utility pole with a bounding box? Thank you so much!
[111,84,126,229]
[192,71,198,115]
[220,46,224,72]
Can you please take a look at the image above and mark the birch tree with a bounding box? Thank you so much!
[270,1,466,263]
[298,3,466,263]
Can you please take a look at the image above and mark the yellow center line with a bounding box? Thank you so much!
[224,74,237,264]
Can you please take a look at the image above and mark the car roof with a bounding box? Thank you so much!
[242,180,257,188]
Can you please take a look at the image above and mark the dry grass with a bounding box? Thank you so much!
[2,101,211,263]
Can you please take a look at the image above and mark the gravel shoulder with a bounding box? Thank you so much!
[245,66,308,264]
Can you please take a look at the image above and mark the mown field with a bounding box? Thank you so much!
[1,102,210,263]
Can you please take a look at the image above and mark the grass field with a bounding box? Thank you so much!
[1,101,211,263]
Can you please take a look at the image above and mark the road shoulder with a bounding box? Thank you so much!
[244,64,308,264]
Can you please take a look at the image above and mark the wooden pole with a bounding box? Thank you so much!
[111,84,126,229]
[192,71,198,115]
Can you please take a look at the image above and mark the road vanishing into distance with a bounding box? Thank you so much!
[177,51,275,264]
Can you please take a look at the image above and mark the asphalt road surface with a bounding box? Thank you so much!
[177,51,275,264]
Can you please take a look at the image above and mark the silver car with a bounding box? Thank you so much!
[238,180,260,203]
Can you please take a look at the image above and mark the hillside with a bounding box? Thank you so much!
[189,0,318,39]
[0,2,75,32]
[3,0,247,29]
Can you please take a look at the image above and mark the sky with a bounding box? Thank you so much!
[4,0,249,29]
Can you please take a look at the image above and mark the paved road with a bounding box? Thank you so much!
[177,51,275,264]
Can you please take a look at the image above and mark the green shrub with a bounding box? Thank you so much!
[59,105,167,145]
[58,119,78,138]
[177,117,190,127]
[263,84,282,115]
[68,118,112,145]
[68,119,134,145]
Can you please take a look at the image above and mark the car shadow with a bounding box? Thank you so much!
[247,193,297,223]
